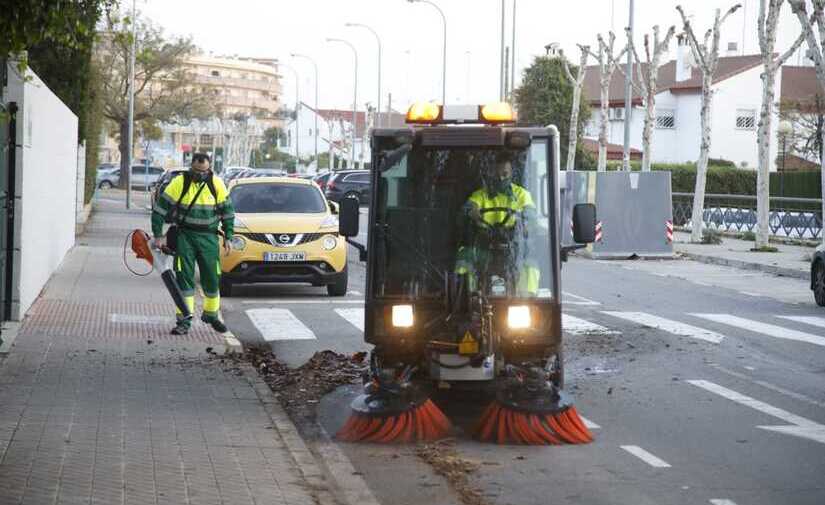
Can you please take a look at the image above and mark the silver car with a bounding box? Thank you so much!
[97,165,165,189]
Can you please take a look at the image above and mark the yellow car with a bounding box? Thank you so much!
[220,176,348,297]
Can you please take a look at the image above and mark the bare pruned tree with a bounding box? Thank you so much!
[561,45,590,172]
[788,0,825,246]
[587,33,627,172]
[629,25,676,172]
[677,3,742,243]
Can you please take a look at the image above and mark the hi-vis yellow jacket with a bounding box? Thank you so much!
[151,173,235,239]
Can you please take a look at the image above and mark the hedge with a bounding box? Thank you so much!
[584,161,821,198]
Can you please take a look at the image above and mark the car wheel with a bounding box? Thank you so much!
[344,192,360,205]
[814,260,825,307]
[219,278,234,297]
[327,266,348,297]
[99,181,113,189]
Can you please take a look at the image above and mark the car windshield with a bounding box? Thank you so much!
[371,140,554,299]
[230,183,327,214]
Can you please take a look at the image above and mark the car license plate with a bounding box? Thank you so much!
[264,252,306,262]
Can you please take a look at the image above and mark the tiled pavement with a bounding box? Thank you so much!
[0,192,335,505]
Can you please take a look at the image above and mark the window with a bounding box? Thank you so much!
[656,109,676,129]
[736,109,756,130]
[210,70,220,77]
[308,129,313,136]
[344,173,370,183]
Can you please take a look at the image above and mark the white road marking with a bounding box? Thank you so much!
[619,446,671,468]
[246,308,316,341]
[562,314,616,335]
[580,416,601,430]
[709,365,825,409]
[563,292,601,306]
[743,366,756,371]
[241,299,365,305]
[347,290,363,296]
[110,314,170,324]
[710,500,738,505]
[335,308,365,332]
[776,315,825,330]
[602,312,724,344]
[691,314,825,347]
[688,380,825,445]
[739,291,764,297]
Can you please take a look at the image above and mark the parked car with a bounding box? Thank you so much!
[151,169,187,209]
[812,243,825,307]
[220,176,347,297]
[222,166,251,181]
[312,172,334,192]
[97,165,165,189]
[324,170,371,204]
[97,163,118,174]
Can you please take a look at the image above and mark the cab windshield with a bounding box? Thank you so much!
[371,139,554,299]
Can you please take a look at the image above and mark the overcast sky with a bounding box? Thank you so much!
[141,0,807,112]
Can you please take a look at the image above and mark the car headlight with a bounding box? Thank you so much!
[508,306,531,329]
[229,236,246,251]
[322,235,338,250]
[320,214,339,229]
[392,305,414,328]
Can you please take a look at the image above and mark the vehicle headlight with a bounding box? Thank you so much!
[508,306,531,329]
[392,305,414,328]
[322,235,338,250]
[229,236,246,251]
[320,215,339,229]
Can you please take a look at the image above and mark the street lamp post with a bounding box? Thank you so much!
[280,63,300,169]
[326,38,358,168]
[291,53,319,169]
[345,23,382,128]
[126,0,137,209]
[622,0,635,171]
[408,0,446,105]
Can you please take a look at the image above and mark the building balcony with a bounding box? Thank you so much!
[191,74,282,93]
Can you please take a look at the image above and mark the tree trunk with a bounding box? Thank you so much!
[690,73,714,242]
[821,127,825,247]
[598,76,610,171]
[567,80,583,171]
[118,119,130,190]
[642,97,654,172]
[756,67,776,249]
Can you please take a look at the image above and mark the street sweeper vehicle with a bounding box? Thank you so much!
[335,102,597,445]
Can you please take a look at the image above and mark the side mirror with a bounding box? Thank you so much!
[328,201,339,215]
[339,196,360,237]
[572,203,597,244]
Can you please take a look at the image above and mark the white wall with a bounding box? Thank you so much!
[5,65,78,319]
[282,105,371,168]
[710,65,768,170]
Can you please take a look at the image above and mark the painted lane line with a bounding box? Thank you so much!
[776,315,825,330]
[563,292,601,306]
[687,380,825,445]
[579,416,601,430]
[619,446,671,468]
[562,314,616,335]
[335,308,365,333]
[246,308,316,341]
[709,500,738,505]
[710,364,825,409]
[691,313,825,347]
[602,312,724,344]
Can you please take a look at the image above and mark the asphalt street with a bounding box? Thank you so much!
[222,211,825,505]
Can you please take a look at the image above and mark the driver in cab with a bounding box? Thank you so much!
[456,153,540,296]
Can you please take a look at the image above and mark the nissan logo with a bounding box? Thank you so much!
[278,234,291,244]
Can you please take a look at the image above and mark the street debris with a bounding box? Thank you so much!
[415,440,490,505]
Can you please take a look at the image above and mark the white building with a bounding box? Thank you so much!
[280,103,405,170]
[580,37,818,171]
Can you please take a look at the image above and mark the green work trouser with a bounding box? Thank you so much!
[174,229,221,324]
[455,246,540,296]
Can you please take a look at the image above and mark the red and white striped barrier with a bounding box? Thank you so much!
[595,221,603,243]
[665,220,673,243]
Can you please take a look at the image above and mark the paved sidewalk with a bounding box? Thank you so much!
[0,192,335,505]
[673,231,814,280]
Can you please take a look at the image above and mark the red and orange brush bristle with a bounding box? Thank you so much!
[336,365,452,443]
[473,365,593,445]
[474,403,592,445]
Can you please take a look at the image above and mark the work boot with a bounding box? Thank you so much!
[170,319,191,335]
[201,314,228,333]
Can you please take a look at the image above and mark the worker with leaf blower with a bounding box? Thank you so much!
[151,153,235,335]
[456,152,540,297]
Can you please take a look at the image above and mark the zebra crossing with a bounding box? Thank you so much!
[244,303,825,348]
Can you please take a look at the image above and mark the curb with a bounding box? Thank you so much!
[677,251,809,280]
[244,363,341,505]
[0,321,20,355]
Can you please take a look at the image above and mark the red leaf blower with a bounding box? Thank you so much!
[125,229,192,320]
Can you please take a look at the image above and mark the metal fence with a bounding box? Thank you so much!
[673,192,823,240]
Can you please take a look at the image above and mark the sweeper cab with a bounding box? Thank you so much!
[336,102,598,445]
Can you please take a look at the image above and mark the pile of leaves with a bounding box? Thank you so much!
[244,348,367,429]
[415,440,489,505]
